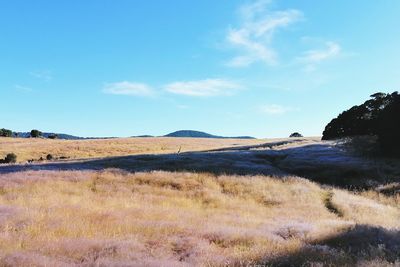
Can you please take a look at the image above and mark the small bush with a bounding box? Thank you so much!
[48,134,58,139]
[46,154,54,160]
[290,132,303,138]
[4,153,17,163]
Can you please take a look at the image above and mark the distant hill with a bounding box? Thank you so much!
[10,130,254,140]
[164,130,255,139]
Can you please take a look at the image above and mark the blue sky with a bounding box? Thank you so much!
[1,0,399,138]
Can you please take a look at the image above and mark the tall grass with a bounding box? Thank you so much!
[1,170,399,266]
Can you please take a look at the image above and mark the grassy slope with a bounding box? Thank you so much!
[0,137,399,266]
[0,170,399,266]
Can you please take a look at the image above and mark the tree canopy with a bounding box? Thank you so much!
[322,91,400,157]
[289,132,303,138]
[30,129,42,138]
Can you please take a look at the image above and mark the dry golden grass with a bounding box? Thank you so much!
[0,137,266,163]
[358,184,400,208]
[1,137,399,265]
[0,170,399,266]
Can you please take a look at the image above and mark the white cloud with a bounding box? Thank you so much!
[301,41,340,62]
[226,0,302,67]
[14,84,33,92]
[30,70,52,81]
[239,0,270,20]
[103,81,154,96]
[259,104,292,115]
[164,79,241,97]
[298,41,341,71]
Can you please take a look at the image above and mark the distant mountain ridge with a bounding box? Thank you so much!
[11,130,255,140]
[163,130,255,139]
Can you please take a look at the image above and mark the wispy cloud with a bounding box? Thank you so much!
[103,81,154,96]
[259,104,292,115]
[103,79,241,98]
[239,0,271,20]
[177,105,189,109]
[30,70,52,81]
[226,0,302,67]
[164,79,241,97]
[14,84,33,93]
[298,41,341,71]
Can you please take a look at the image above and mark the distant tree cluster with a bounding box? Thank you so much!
[0,128,13,137]
[0,128,61,139]
[322,91,400,157]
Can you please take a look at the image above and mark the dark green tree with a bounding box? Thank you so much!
[289,132,303,138]
[30,129,42,138]
[376,93,400,156]
[322,92,397,140]
[322,91,400,157]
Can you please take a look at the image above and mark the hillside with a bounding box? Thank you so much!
[0,136,266,162]
[1,137,400,266]
[164,130,255,139]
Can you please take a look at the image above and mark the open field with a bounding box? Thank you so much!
[1,137,400,266]
[0,137,268,163]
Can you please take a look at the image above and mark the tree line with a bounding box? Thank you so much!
[322,91,400,157]
[0,129,58,139]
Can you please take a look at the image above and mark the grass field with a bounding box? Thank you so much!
[0,137,400,266]
[0,137,266,163]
